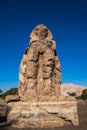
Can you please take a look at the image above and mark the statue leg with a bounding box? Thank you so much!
[43,48,54,95]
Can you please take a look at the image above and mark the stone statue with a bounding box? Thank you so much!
[6,24,79,128]
[18,24,61,101]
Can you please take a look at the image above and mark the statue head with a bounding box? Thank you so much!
[30,24,53,40]
[35,24,48,39]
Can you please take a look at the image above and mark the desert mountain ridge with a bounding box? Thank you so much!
[60,83,87,96]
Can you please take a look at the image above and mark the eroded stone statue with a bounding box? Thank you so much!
[18,24,61,101]
[6,24,79,128]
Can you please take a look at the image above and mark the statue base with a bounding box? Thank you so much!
[7,96,79,128]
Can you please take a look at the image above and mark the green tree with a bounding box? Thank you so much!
[80,89,87,100]
[0,89,3,94]
[68,92,77,97]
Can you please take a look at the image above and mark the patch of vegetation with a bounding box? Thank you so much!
[76,96,82,100]
[80,89,87,100]
[0,88,18,99]
[0,89,3,94]
[68,92,77,97]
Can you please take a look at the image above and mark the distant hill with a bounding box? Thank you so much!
[60,83,86,96]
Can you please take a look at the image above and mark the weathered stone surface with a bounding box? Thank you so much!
[0,98,5,106]
[18,24,61,101]
[5,95,20,103]
[7,99,79,128]
[0,98,6,123]
[0,98,6,116]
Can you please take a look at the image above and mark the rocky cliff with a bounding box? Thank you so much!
[60,84,86,96]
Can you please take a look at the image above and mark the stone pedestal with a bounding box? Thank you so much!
[7,96,79,128]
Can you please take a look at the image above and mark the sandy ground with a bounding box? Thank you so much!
[0,100,87,130]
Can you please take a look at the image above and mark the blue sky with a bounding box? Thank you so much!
[0,0,87,92]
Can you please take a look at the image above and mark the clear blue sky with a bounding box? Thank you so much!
[0,0,87,92]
